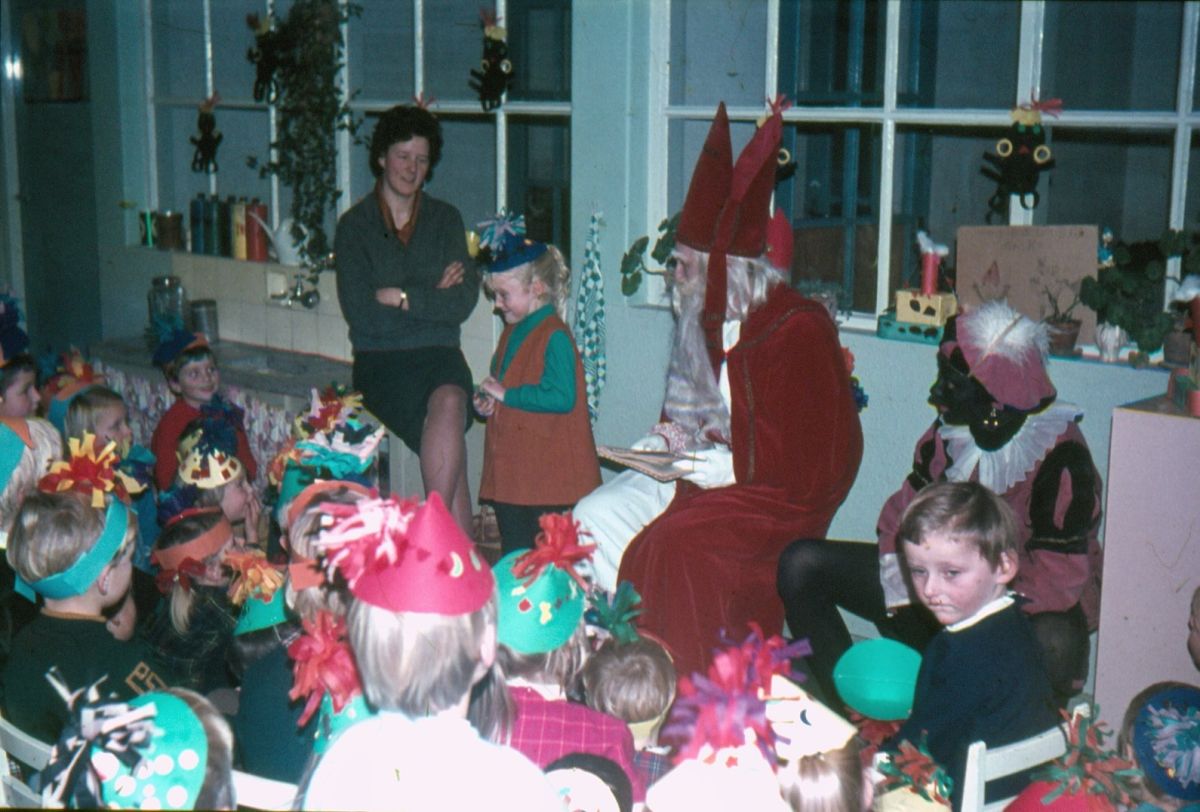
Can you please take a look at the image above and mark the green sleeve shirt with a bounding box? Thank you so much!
[494,305,578,414]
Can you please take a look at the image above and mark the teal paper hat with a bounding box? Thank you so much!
[477,209,547,273]
[234,585,288,635]
[93,692,209,810]
[496,512,595,654]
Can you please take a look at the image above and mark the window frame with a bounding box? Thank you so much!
[643,0,1200,325]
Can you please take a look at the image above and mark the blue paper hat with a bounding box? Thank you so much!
[0,294,30,365]
[151,313,207,369]
[477,210,548,273]
[1132,684,1200,801]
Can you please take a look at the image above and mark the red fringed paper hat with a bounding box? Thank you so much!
[676,101,784,375]
[318,492,494,615]
[288,610,362,728]
[39,433,130,508]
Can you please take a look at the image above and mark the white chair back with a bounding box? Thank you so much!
[960,722,1070,812]
[232,769,299,811]
[0,712,52,807]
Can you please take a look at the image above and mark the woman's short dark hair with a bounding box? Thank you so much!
[368,105,444,183]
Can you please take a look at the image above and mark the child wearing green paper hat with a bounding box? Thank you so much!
[473,210,601,556]
[40,677,236,810]
[494,512,645,802]
[2,490,173,744]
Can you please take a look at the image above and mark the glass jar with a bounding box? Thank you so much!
[148,275,187,329]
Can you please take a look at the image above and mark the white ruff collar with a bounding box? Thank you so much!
[938,401,1083,493]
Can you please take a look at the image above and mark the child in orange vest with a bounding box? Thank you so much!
[473,212,600,555]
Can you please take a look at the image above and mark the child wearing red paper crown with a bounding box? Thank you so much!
[149,322,257,491]
[492,513,645,801]
[473,211,601,555]
[141,508,239,693]
[302,493,561,812]
[573,99,863,677]
[2,434,173,744]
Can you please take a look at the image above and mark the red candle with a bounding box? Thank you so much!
[920,253,940,296]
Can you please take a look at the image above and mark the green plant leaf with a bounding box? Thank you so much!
[621,269,642,296]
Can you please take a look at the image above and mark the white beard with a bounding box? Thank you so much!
[662,272,730,448]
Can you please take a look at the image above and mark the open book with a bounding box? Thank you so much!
[596,445,694,482]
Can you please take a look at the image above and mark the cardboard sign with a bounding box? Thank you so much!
[956,225,1099,345]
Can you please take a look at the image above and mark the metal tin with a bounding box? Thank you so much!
[233,199,248,260]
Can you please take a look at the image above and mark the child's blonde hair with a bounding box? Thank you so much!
[349,593,497,717]
[63,385,124,442]
[169,687,236,810]
[156,510,230,635]
[776,738,865,812]
[497,623,590,694]
[582,637,677,725]
[0,418,62,531]
[285,486,369,623]
[484,244,573,322]
[7,490,135,583]
[897,480,1019,569]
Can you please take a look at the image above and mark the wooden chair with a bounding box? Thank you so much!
[0,712,51,807]
[231,769,299,811]
[959,718,1073,812]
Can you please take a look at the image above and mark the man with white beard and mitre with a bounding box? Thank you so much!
[573,101,863,676]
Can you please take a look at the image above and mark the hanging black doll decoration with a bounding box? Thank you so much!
[246,13,290,104]
[469,11,514,111]
[981,96,1062,223]
[190,93,223,174]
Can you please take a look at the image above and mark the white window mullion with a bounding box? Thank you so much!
[766,0,780,98]
[414,0,424,96]
[143,0,158,211]
[1012,0,1045,227]
[336,0,352,219]
[267,0,280,227]
[1166,1,1199,299]
[637,0,671,307]
[202,0,217,196]
[874,0,901,316]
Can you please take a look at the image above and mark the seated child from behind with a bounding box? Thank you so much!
[494,518,644,801]
[473,215,600,555]
[3,490,171,743]
[150,332,256,491]
[583,630,676,790]
[66,385,161,624]
[142,508,238,693]
[41,685,235,810]
[1119,682,1200,812]
[892,480,1057,810]
[302,494,560,812]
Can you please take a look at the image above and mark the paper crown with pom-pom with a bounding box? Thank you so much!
[43,349,106,435]
[288,609,364,735]
[176,419,244,489]
[39,433,135,508]
[150,313,208,369]
[234,583,288,635]
[495,512,595,654]
[476,209,547,273]
[39,672,209,810]
[1129,685,1200,803]
[318,492,493,615]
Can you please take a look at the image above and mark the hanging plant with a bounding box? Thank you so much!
[246,1,361,267]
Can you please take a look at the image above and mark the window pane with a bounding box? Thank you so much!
[670,0,768,108]
[431,116,498,233]
[890,127,998,297]
[508,116,570,261]
[779,0,885,108]
[349,0,415,102]
[1043,1,1181,112]
[152,1,206,99]
[211,0,263,103]
[778,123,882,312]
[1042,129,1172,241]
[506,0,570,102]
[425,1,488,103]
[1187,132,1200,228]
[667,117,761,218]
[896,0,1018,109]
[156,107,273,227]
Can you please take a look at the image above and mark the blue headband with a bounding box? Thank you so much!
[15,500,129,602]
[0,420,29,493]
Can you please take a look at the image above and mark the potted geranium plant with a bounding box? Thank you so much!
[1080,228,1178,362]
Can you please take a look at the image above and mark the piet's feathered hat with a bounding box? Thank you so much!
[676,100,783,374]
[940,300,1056,412]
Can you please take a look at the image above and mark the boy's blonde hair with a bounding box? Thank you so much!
[582,637,676,724]
[497,623,589,694]
[349,593,497,718]
[897,481,1018,569]
[777,738,864,812]
[0,418,62,531]
[63,385,124,442]
[7,490,135,583]
[156,510,228,634]
[285,486,368,623]
[169,688,235,810]
[483,244,573,322]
